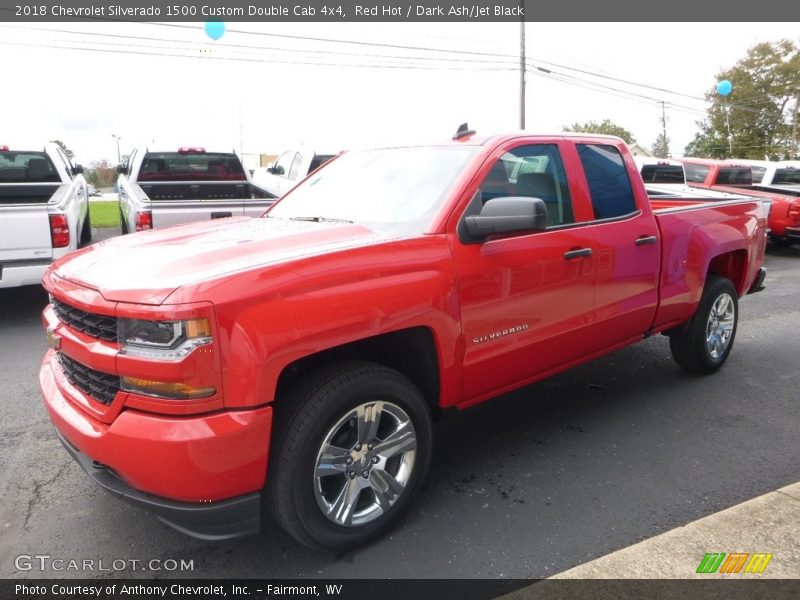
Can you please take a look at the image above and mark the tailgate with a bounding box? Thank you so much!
[0,203,52,261]
[139,182,248,228]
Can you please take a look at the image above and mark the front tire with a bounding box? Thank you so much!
[669,275,738,373]
[768,234,794,248]
[266,361,433,551]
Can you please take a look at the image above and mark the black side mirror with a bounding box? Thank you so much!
[72,164,84,175]
[464,196,548,240]
[116,164,127,174]
[268,165,285,175]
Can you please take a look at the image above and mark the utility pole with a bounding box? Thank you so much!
[792,91,799,159]
[519,18,526,130]
[660,100,668,156]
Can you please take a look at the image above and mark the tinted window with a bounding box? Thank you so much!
[577,144,637,219]
[773,168,800,185]
[137,152,246,182]
[715,167,751,185]
[0,151,61,183]
[750,166,767,183]
[684,163,710,183]
[640,164,684,184]
[478,144,574,227]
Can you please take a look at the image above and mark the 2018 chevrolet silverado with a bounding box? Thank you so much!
[40,131,767,551]
[681,157,800,247]
[1,143,90,288]
[117,146,276,233]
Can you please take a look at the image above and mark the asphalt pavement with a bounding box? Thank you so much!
[1,240,798,580]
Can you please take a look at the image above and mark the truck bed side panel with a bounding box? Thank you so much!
[652,200,766,331]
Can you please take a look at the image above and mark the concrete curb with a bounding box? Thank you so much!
[546,482,800,579]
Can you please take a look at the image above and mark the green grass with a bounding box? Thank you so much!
[89,200,120,228]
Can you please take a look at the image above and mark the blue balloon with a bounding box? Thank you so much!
[204,21,225,41]
[716,80,732,96]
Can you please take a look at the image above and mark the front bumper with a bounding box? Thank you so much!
[40,351,273,539]
[56,429,261,540]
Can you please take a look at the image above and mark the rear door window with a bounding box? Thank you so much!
[640,164,684,184]
[715,167,751,185]
[577,144,637,220]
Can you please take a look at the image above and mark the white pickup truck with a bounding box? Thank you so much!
[251,149,336,198]
[0,143,90,288]
[755,161,800,191]
[117,147,276,233]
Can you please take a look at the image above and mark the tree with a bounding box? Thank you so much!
[49,139,74,160]
[684,40,800,159]
[563,119,637,144]
[651,133,670,158]
[84,159,117,189]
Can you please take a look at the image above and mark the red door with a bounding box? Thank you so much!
[448,140,597,404]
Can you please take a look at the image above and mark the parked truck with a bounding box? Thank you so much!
[0,143,90,288]
[251,148,337,198]
[117,146,276,233]
[680,157,800,247]
[40,131,767,551]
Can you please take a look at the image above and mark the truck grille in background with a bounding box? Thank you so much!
[57,353,121,406]
[52,299,118,342]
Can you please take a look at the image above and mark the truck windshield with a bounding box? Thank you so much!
[0,152,60,183]
[267,146,477,235]
[137,152,246,182]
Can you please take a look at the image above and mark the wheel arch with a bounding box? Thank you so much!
[274,327,442,419]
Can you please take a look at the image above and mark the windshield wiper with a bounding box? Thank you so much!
[288,216,354,224]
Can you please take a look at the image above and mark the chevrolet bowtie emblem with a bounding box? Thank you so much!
[46,326,62,351]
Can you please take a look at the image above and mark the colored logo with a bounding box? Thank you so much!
[696,552,773,574]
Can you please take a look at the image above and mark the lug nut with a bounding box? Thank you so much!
[346,457,353,465]
[354,443,362,451]
[367,443,374,450]
[362,471,369,478]
[372,456,379,464]
[349,471,357,479]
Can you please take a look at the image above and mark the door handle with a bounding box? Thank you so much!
[635,235,658,246]
[564,247,593,260]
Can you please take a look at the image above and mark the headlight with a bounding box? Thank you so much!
[118,317,212,360]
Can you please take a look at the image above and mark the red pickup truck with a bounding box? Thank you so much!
[40,132,767,551]
[680,157,800,247]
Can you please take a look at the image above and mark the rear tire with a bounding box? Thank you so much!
[266,361,432,552]
[768,234,794,248]
[119,208,129,234]
[79,210,92,246]
[669,275,738,373]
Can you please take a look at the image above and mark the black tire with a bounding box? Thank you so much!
[768,234,794,248]
[266,361,433,552]
[79,210,92,246]
[669,275,738,373]
[119,208,129,234]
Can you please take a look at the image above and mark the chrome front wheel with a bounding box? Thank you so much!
[314,401,417,527]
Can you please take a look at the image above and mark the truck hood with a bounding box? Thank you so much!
[51,217,388,304]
